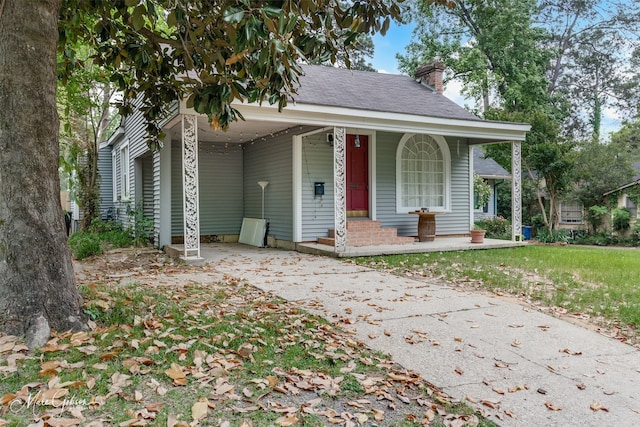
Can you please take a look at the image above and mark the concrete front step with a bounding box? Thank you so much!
[320,220,416,247]
[317,237,336,246]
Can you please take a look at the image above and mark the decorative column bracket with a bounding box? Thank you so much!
[182,114,201,259]
[512,141,522,242]
[333,127,347,253]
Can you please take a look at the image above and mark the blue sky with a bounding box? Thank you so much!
[371,22,414,74]
[371,22,470,108]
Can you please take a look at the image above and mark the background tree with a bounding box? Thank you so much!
[401,0,640,141]
[398,0,640,231]
[58,59,118,229]
[399,0,551,114]
[538,0,640,140]
[570,139,636,209]
[609,118,640,163]
[1,0,424,347]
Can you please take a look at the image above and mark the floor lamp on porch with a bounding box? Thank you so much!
[258,181,269,219]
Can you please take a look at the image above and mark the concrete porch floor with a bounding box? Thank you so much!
[166,236,527,260]
[298,236,527,257]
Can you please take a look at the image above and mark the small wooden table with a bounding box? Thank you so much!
[409,211,443,242]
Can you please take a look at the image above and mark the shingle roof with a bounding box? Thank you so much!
[473,147,511,179]
[294,64,482,122]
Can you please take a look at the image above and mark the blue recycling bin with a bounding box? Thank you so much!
[522,225,532,240]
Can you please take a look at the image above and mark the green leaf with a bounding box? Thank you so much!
[131,6,145,31]
[262,6,282,19]
[223,7,245,24]
[166,10,177,28]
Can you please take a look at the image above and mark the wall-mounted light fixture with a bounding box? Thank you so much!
[326,133,334,147]
[354,135,360,148]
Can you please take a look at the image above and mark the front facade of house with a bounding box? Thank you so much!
[99,64,529,258]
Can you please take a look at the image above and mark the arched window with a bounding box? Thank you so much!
[396,133,450,213]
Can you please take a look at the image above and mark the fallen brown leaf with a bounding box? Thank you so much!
[481,399,500,409]
[45,417,82,427]
[544,401,562,411]
[275,414,298,426]
[192,398,209,421]
[590,401,609,412]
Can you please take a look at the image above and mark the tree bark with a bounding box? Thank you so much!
[0,0,86,347]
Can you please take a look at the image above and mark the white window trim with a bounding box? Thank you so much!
[559,201,583,224]
[395,133,451,213]
[112,150,118,203]
[119,141,130,201]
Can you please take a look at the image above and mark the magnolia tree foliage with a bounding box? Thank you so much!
[59,0,409,149]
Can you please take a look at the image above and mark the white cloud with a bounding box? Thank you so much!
[443,78,478,110]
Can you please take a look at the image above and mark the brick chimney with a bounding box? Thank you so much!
[414,61,445,94]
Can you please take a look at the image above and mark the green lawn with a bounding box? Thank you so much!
[356,245,640,331]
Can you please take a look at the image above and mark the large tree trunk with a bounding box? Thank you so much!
[0,0,86,347]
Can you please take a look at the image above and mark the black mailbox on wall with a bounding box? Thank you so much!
[314,182,325,196]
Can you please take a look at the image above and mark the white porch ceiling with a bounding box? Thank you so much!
[168,115,300,144]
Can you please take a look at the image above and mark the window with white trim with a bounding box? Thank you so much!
[559,201,583,224]
[396,133,450,213]
[119,143,130,201]
[112,151,117,202]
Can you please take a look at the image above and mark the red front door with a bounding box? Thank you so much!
[346,134,369,216]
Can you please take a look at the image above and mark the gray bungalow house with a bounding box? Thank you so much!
[98,63,529,258]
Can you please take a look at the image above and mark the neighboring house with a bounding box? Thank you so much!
[98,62,530,258]
[603,162,640,228]
[472,146,511,220]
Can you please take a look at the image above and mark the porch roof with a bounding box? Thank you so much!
[473,147,511,180]
[294,64,481,122]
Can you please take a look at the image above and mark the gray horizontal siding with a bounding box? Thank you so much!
[243,128,301,241]
[171,141,181,235]
[172,141,244,236]
[140,154,154,219]
[446,138,471,234]
[376,132,471,236]
[153,148,161,245]
[110,98,179,229]
[301,132,335,241]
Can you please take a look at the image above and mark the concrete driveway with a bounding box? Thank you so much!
[193,243,640,426]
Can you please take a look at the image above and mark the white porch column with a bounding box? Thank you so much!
[158,135,172,248]
[181,114,201,259]
[292,135,303,242]
[511,141,522,241]
[333,127,347,253]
